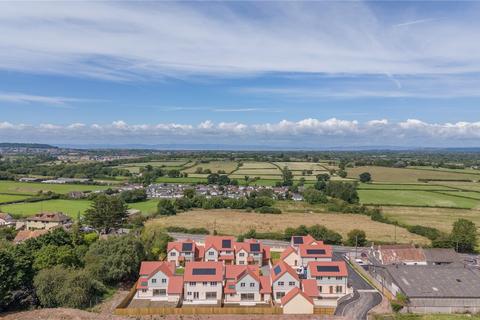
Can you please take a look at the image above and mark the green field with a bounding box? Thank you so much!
[0,199,92,219]
[348,166,480,183]
[358,189,479,208]
[0,194,32,204]
[184,160,238,174]
[357,183,457,191]
[0,181,110,195]
[129,199,159,216]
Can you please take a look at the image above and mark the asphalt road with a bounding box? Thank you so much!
[333,252,382,320]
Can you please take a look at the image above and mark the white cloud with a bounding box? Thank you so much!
[0,2,479,81]
[1,118,479,146]
[0,92,85,107]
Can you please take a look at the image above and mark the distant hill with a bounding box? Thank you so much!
[0,143,58,149]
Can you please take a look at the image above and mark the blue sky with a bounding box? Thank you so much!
[0,1,480,147]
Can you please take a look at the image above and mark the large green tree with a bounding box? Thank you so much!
[157,198,177,216]
[84,235,144,285]
[346,229,367,247]
[84,194,128,233]
[451,219,477,253]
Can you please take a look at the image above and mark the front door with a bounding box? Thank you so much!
[193,292,199,299]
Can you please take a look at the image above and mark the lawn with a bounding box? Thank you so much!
[129,199,159,216]
[0,181,110,195]
[357,183,456,191]
[0,199,91,219]
[146,209,429,244]
[347,166,480,183]
[358,189,479,209]
[183,161,238,174]
[0,194,32,204]
[381,206,480,233]
[233,168,281,175]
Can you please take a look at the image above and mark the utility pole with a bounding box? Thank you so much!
[394,224,397,243]
[355,234,358,259]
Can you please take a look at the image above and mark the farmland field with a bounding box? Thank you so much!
[380,206,480,233]
[347,166,480,183]
[129,199,159,216]
[274,161,329,171]
[358,189,479,208]
[184,160,238,173]
[0,199,91,219]
[239,162,277,169]
[233,168,281,175]
[146,209,429,244]
[357,183,456,191]
[0,181,110,195]
[0,194,32,204]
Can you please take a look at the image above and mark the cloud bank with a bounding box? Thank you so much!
[1,118,479,147]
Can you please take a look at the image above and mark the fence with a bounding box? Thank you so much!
[115,306,283,316]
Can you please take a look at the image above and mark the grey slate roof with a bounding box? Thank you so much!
[386,265,480,298]
[423,248,461,264]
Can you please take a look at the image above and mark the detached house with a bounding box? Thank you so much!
[0,213,14,227]
[135,261,183,303]
[234,239,270,266]
[183,261,224,304]
[204,236,236,265]
[306,261,349,304]
[271,261,301,302]
[167,239,204,266]
[224,265,272,305]
[290,235,317,249]
[17,212,71,230]
[282,238,333,270]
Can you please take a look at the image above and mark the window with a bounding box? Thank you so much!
[141,289,147,293]
[241,293,255,301]
[317,276,323,280]
[318,286,322,293]
[241,283,246,287]
[336,286,343,293]
[329,286,333,294]
[209,251,214,255]
[239,252,245,257]
[336,276,343,280]
[206,292,217,300]
[153,289,166,296]
[276,292,285,299]
[151,279,156,284]
[278,281,284,286]
[250,283,255,287]
[170,252,176,256]
[189,282,196,286]
[288,281,295,286]
[187,292,192,296]
[203,282,208,286]
[162,278,167,283]
[210,282,217,286]
[239,261,244,265]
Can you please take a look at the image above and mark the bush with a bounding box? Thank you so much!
[303,187,327,204]
[345,229,367,247]
[34,266,105,309]
[255,206,282,214]
[165,226,210,235]
[157,199,176,216]
[390,301,404,313]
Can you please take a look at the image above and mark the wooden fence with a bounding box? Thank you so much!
[313,307,336,315]
[115,306,283,316]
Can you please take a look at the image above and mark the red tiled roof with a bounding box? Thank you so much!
[167,239,196,253]
[205,235,235,251]
[307,261,348,277]
[26,212,71,222]
[167,276,184,294]
[184,261,223,282]
[224,280,237,294]
[13,229,48,243]
[302,279,320,297]
[281,287,314,306]
[196,246,205,260]
[280,246,297,260]
[263,246,271,260]
[219,254,234,261]
[139,261,175,278]
[136,277,149,289]
[292,235,319,246]
[299,243,333,258]
[225,265,259,280]
[259,275,272,294]
[271,261,300,283]
[377,245,426,264]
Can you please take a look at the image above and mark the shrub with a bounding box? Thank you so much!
[255,206,282,214]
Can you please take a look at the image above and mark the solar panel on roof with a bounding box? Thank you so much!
[182,243,193,251]
[250,243,260,252]
[316,265,339,272]
[222,239,232,248]
[306,249,326,255]
[293,236,304,244]
[273,265,282,275]
[192,268,216,275]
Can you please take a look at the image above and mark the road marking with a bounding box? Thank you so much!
[357,289,378,293]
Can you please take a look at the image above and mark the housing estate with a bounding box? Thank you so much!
[183,261,224,305]
[224,265,272,305]
[135,261,183,303]
[167,239,204,266]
